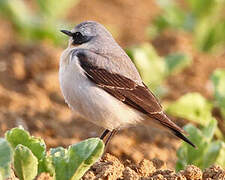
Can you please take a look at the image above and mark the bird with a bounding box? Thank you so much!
[59,21,196,148]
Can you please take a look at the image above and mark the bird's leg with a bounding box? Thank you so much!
[104,129,117,147]
[100,129,117,156]
[99,129,117,154]
[100,129,110,140]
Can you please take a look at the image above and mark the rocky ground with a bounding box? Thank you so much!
[8,153,225,180]
[1,0,225,179]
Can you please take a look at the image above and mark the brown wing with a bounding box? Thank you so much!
[84,67,162,114]
[75,49,196,148]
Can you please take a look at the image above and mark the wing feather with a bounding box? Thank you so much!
[74,49,196,148]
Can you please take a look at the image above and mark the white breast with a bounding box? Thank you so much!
[59,49,144,130]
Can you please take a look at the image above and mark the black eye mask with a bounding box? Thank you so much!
[60,30,93,45]
[72,32,93,45]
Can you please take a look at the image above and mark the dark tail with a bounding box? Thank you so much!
[148,112,197,148]
[170,128,196,148]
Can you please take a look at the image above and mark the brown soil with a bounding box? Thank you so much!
[1,0,225,179]
[8,153,225,180]
[81,154,225,180]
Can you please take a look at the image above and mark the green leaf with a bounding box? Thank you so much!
[6,127,46,161]
[176,120,225,171]
[203,140,225,169]
[151,0,225,52]
[184,125,207,164]
[157,0,186,29]
[194,17,225,52]
[0,138,13,179]
[166,93,213,126]
[38,154,55,176]
[51,138,104,180]
[176,124,208,171]
[211,69,225,119]
[176,145,188,170]
[14,144,38,180]
[127,44,166,94]
[5,127,49,175]
[164,52,192,75]
[202,118,217,141]
[0,0,69,45]
[187,0,216,18]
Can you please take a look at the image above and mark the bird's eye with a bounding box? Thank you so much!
[72,32,93,45]
[73,32,83,39]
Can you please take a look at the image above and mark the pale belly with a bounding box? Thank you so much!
[59,59,143,130]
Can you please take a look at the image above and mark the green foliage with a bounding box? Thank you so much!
[127,44,166,94]
[0,138,12,179]
[51,138,104,180]
[127,43,192,96]
[0,127,104,179]
[211,69,225,119]
[166,83,225,170]
[38,154,55,176]
[176,119,225,171]
[166,92,224,139]
[164,53,192,75]
[166,93,213,126]
[148,0,187,37]
[149,0,225,52]
[0,0,79,45]
[14,145,38,180]
[6,127,46,161]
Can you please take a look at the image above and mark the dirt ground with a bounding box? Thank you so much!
[0,0,225,179]
[82,154,225,180]
[8,153,225,180]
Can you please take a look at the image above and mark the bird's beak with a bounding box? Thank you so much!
[60,30,73,37]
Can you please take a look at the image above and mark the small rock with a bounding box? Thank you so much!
[92,153,124,180]
[123,167,139,180]
[82,171,95,180]
[181,165,202,180]
[203,165,225,180]
[137,159,156,177]
[151,158,167,170]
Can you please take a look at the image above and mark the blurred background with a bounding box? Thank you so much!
[0,0,224,170]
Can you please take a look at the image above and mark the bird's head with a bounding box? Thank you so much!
[61,21,115,50]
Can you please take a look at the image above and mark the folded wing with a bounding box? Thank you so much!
[73,49,196,148]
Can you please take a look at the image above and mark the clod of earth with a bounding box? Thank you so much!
[83,154,224,180]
